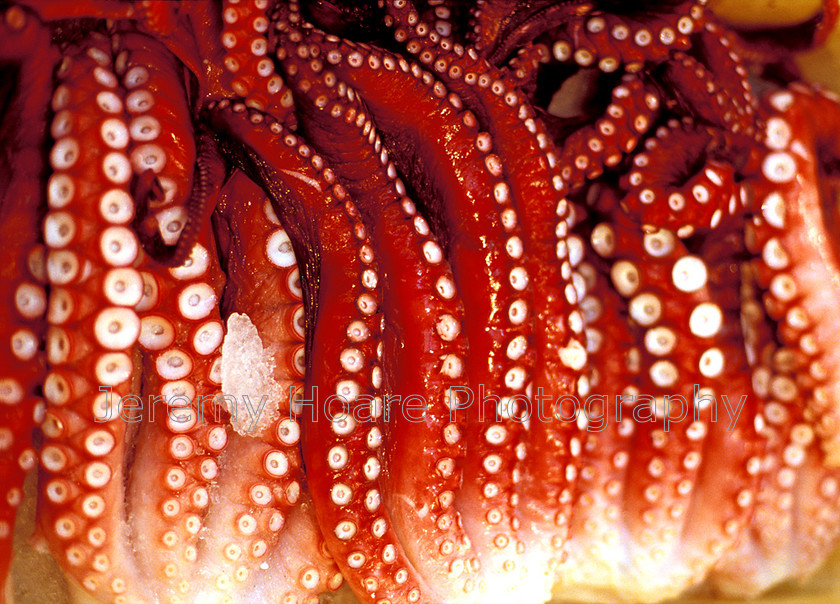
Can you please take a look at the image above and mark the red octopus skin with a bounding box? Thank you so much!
[383,4,588,582]
[708,85,840,597]
[275,44,478,601]
[3,1,840,604]
[271,23,548,601]
[0,5,53,590]
[210,101,441,603]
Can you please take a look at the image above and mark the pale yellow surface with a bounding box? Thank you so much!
[797,14,840,92]
[710,0,824,29]
[710,0,840,93]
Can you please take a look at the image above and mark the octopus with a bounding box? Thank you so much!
[1,1,840,603]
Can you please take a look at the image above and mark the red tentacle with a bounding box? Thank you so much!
[523,2,702,73]
[209,101,440,603]
[744,84,840,471]
[36,34,149,603]
[276,25,545,600]
[503,42,550,95]
[568,188,763,600]
[0,5,55,595]
[556,75,660,194]
[114,30,197,264]
[558,212,641,595]
[662,42,758,139]
[128,182,229,599]
[221,0,296,118]
[383,3,589,584]
[278,45,477,600]
[468,0,522,56]
[201,169,341,602]
[618,119,749,234]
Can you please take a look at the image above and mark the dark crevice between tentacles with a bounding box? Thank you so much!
[297,0,389,42]
[482,0,593,67]
[0,63,22,204]
[373,128,456,259]
[131,129,222,267]
[536,68,628,140]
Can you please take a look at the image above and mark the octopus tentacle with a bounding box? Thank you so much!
[744,85,840,469]
[282,27,551,600]
[276,46,477,600]
[503,42,550,95]
[468,0,522,56]
[642,226,762,589]
[0,5,54,594]
[16,0,207,83]
[114,30,198,264]
[221,0,295,116]
[557,208,641,596]
[416,0,460,40]
[272,20,533,597]
[384,2,592,581]
[128,180,228,599]
[684,18,759,136]
[471,0,595,66]
[180,168,340,603]
[618,118,749,233]
[709,239,840,596]
[37,34,148,602]
[492,1,702,73]
[38,29,229,604]
[210,101,437,604]
[556,74,660,194]
[4,2,840,603]
[571,188,763,600]
[661,48,756,137]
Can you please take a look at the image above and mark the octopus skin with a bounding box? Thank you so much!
[1,1,840,604]
[0,5,52,591]
[272,45,478,601]
[382,6,588,569]
[709,84,840,597]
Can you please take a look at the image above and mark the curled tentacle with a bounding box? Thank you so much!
[618,118,750,234]
[503,42,550,95]
[4,2,840,603]
[661,31,759,140]
[490,1,703,72]
[114,30,197,265]
[556,74,660,194]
